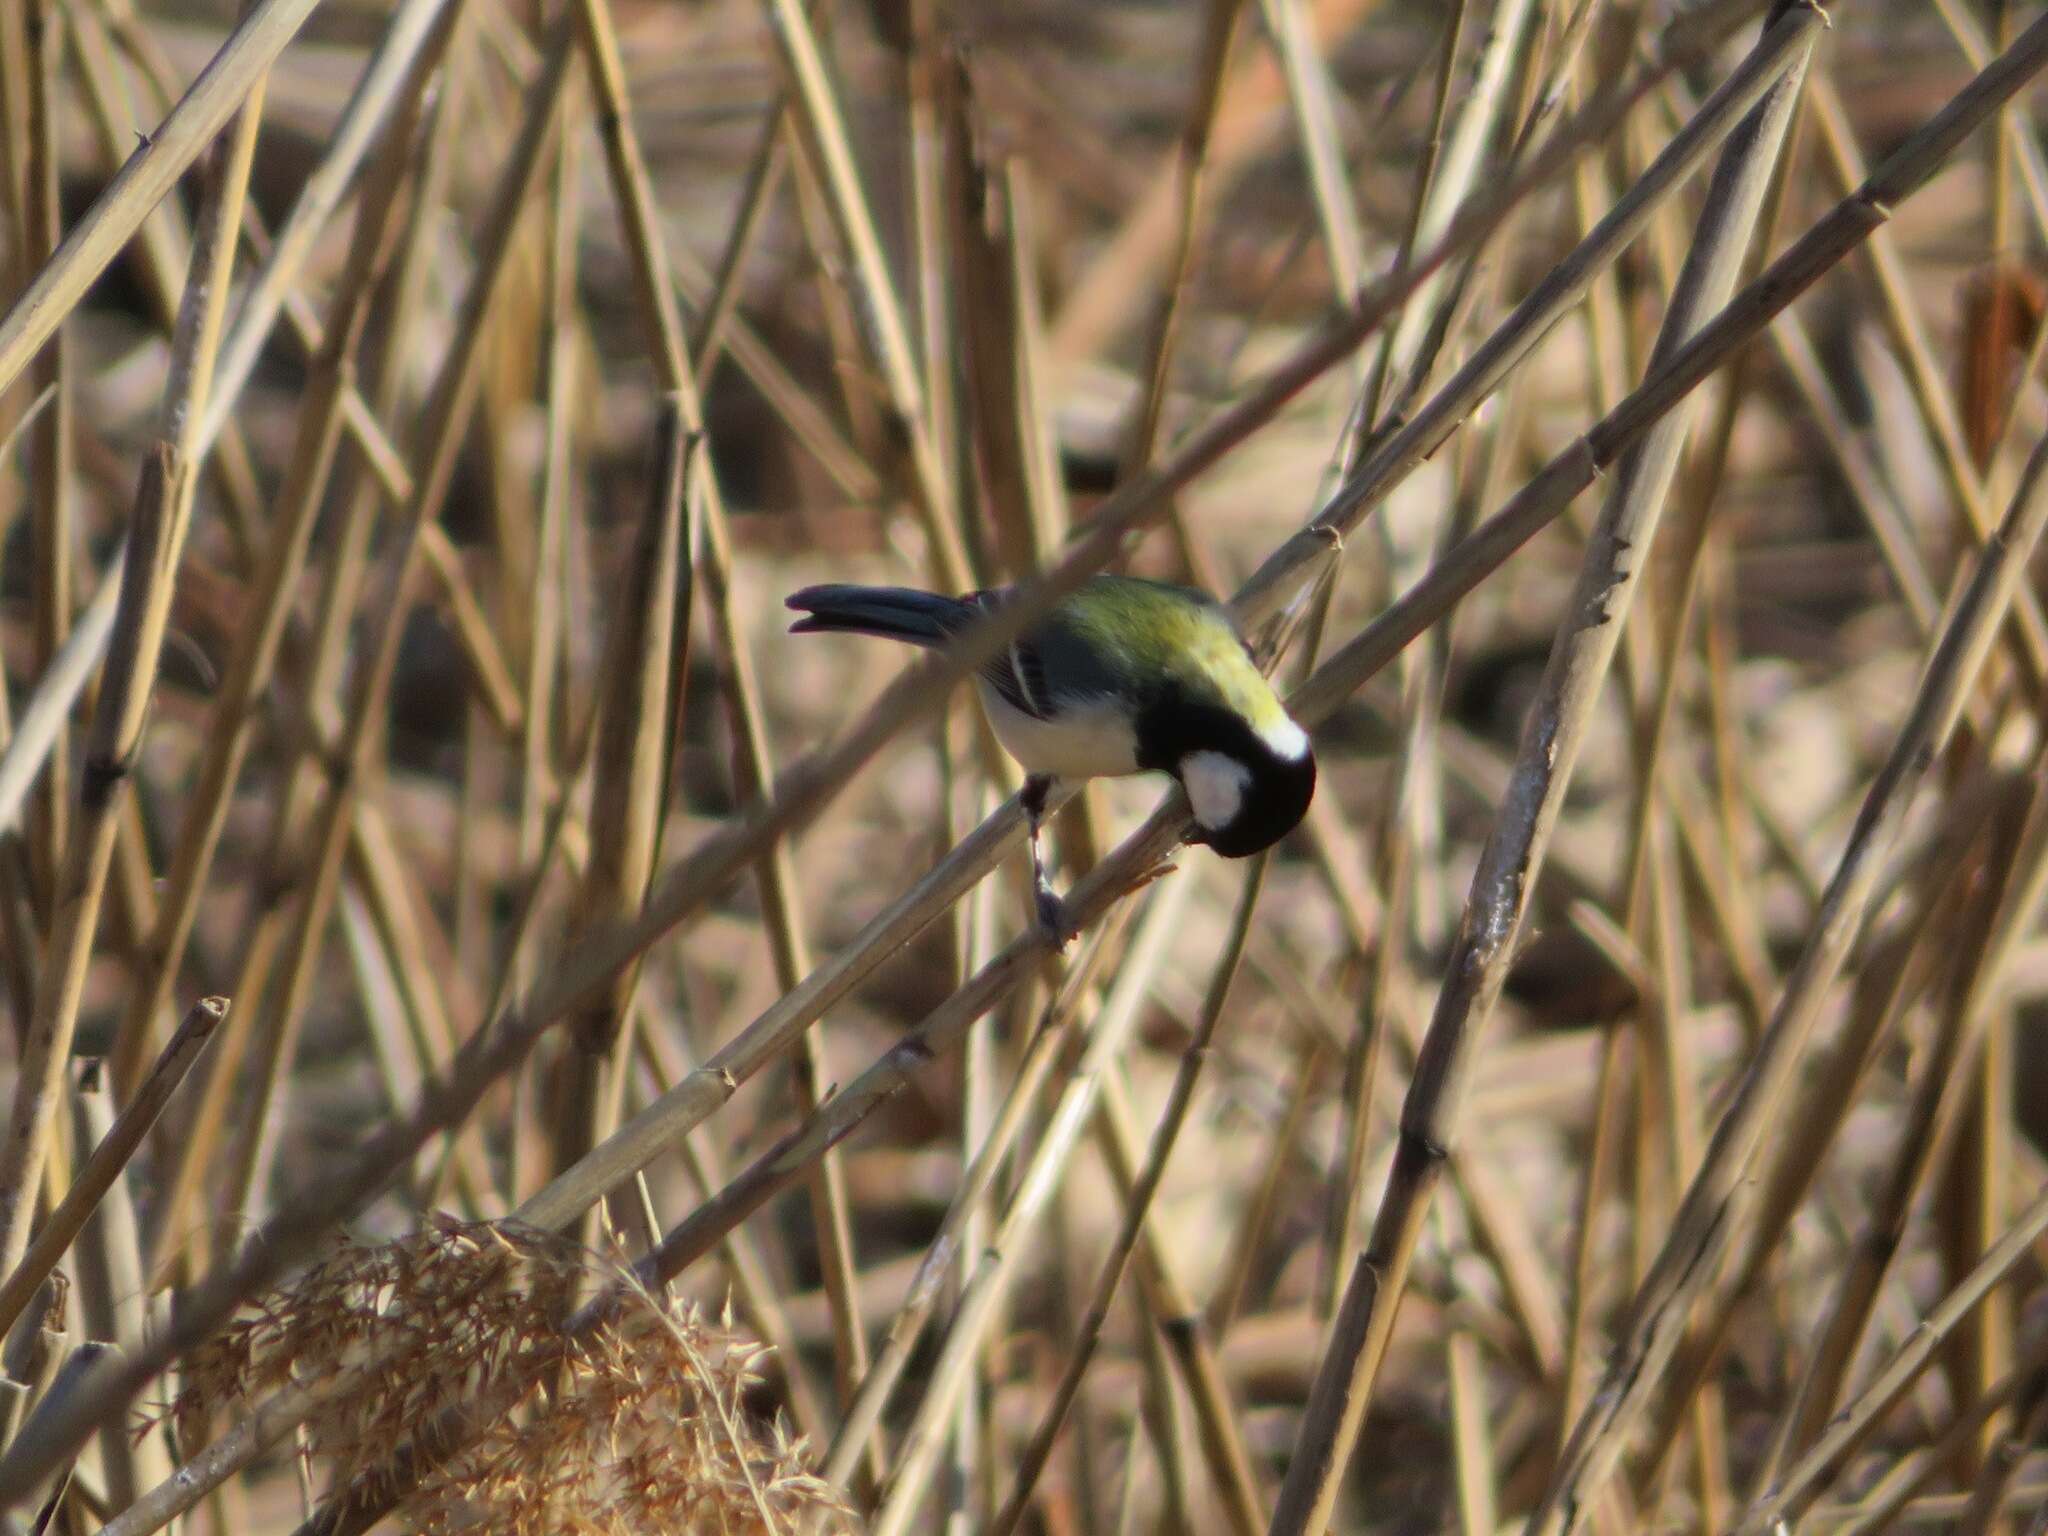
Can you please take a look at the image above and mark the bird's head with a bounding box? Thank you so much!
[1137,680,1316,857]
[1082,577,1319,857]
[1176,713,1317,857]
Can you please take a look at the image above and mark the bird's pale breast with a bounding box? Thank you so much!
[976,682,1142,779]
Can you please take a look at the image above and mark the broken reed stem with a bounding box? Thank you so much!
[0,89,260,1285]
[1268,23,1816,1531]
[0,998,226,1344]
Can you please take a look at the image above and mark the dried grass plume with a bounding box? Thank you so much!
[165,1218,858,1535]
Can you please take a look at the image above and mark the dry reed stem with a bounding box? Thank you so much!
[568,0,874,1426]
[1044,0,1372,370]
[1536,313,2048,1536]
[812,906,1106,1485]
[551,404,691,1215]
[1234,1,1818,632]
[1619,776,2016,1494]
[1806,70,2048,682]
[515,103,578,1003]
[1260,0,1370,299]
[0,9,2031,1531]
[861,878,1202,1535]
[632,1010,837,1445]
[1739,1197,2048,1531]
[1322,0,1550,1309]
[1096,1074,1272,1535]
[1762,767,2048,1482]
[1268,24,1816,1530]
[1119,0,1244,488]
[0,82,261,1284]
[0,997,224,1344]
[763,0,968,588]
[221,29,577,1238]
[0,561,122,837]
[1371,0,1532,400]
[0,0,317,395]
[24,0,71,920]
[137,10,484,1253]
[108,33,443,1096]
[987,856,1271,1536]
[191,0,455,457]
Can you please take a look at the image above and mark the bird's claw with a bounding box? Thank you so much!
[1034,884,1077,950]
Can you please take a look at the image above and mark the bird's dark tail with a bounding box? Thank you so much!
[785,584,981,648]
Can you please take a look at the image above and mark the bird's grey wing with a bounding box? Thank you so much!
[979,608,1127,721]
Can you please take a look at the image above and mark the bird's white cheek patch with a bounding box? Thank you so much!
[1182,750,1254,833]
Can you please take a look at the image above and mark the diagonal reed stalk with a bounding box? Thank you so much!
[0,0,317,395]
[1535,312,2048,1536]
[0,76,262,1287]
[0,3,1943,1503]
[986,855,1271,1536]
[1265,16,1819,1530]
[16,15,2048,1536]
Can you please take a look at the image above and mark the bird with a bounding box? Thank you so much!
[786,573,1316,937]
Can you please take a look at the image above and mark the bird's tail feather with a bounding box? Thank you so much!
[785,584,980,647]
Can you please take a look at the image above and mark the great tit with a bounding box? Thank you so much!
[786,574,1316,933]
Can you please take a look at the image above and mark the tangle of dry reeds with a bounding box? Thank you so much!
[11,0,2048,1532]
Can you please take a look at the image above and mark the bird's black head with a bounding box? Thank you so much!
[1136,692,1317,858]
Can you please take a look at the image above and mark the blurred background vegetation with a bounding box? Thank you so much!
[5,0,2048,1531]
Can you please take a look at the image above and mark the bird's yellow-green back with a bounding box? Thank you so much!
[1060,576,1293,736]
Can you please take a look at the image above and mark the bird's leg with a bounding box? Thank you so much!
[1019,774,1068,943]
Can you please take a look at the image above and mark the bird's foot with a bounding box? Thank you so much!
[1034,883,1077,950]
